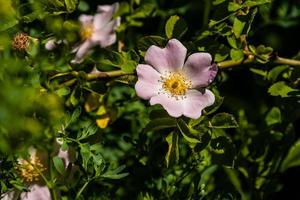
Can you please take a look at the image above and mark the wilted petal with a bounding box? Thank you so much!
[72,40,94,64]
[183,89,215,119]
[183,53,218,88]
[79,15,94,26]
[145,39,187,73]
[150,94,184,118]
[20,185,51,200]
[135,64,161,99]
[94,3,119,30]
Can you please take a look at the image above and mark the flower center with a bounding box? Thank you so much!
[80,23,94,40]
[161,72,192,97]
[17,156,46,183]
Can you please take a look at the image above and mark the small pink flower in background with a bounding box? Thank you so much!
[135,39,218,119]
[45,39,57,50]
[1,141,71,200]
[72,2,121,63]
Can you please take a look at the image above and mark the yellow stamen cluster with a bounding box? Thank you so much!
[12,33,29,50]
[17,156,46,183]
[162,72,192,97]
[80,23,94,40]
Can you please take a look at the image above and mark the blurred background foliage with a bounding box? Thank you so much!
[1,0,300,199]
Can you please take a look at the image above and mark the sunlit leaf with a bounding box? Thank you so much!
[165,15,187,39]
[53,156,66,176]
[165,132,179,167]
[265,107,281,126]
[268,81,297,97]
[281,139,300,172]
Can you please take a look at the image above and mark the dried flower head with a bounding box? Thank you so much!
[12,33,29,51]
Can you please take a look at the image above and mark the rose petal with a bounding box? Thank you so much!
[145,39,187,74]
[135,64,161,99]
[94,3,119,30]
[92,17,120,47]
[1,191,16,200]
[79,15,94,26]
[72,40,94,64]
[150,94,184,118]
[183,53,218,88]
[183,89,215,119]
[21,185,51,200]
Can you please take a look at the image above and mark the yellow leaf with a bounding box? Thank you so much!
[96,105,110,129]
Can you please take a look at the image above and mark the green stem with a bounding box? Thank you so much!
[202,0,211,28]
[86,70,134,81]
[274,56,300,66]
[217,55,300,69]
[51,189,59,200]
[76,180,90,199]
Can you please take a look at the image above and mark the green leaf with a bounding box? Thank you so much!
[138,36,167,56]
[227,36,238,49]
[0,0,18,31]
[213,0,226,5]
[97,51,124,69]
[53,156,66,176]
[281,139,300,172]
[0,19,18,32]
[256,45,273,55]
[102,165,129,179]
[144,118,177,133]
[265,107,281,126]
[268,81,297,97]
[64,0,78,12]
[228,2,241,12]
[101,172,129,179]
[149,108,170,120]
[55,87,71,97]
[249,68,268,77]
[77,123,98,140]
[233,17,246,38]
[243,0,271,7]
[205,95,224,115]
[230,49,244,61]
[267,65,289,82]
[165,15,188,39]
[177,119,201,144]
[165,132,179,167]
[210,113,238,129]
[213,44,230,62]
[80,143,91,171]
[120,50,139,72]
[210,136,235,167]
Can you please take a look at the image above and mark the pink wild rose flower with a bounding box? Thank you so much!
[1,141,72,200]
[135,39,218,119]
[72,2,121,63]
